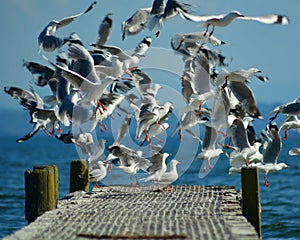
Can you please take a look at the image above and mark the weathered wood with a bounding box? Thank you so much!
[241,167,261,237]
[25,165,58,223]
[70,160,89,193]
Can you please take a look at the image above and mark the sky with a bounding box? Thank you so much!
[1,0,300,112]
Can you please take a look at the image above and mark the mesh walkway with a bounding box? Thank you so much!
[4,185,258,240]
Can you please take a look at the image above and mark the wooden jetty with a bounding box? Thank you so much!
[3,162,260,239]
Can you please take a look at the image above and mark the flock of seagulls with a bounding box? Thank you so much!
[4,1,297,190]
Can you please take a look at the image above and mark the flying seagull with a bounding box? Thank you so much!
[180,10,289,36]
[38,1,96,52]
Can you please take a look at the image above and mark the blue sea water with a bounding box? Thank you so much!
[1,105,300,239]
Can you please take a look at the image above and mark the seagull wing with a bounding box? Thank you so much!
[147,152,164,173]
[192,52,211,95]
[49,61,96,92]
[263,129,282,164]
[23,60,55,87]
[241,14,289,25]
[228,82,262,119]
[202,125,218,150]
[179,11,225,22]
[57,2,97,29]
[95,13,113,47]
[151,0,165,15]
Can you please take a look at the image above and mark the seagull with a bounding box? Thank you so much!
[219,67,268,89]
[136,103,161,141]
[38,1,97,52]
[96,36,152,73]
[270,96,300,121]
[122,8,151,40]
[91,92,125,131]
[108,145,151,186]
[140,151,170,191]
[278,115,300,140]
[71,133,107,163]
[45,55,116,108]
[154,159,181,191]
[288,147,300,156]
[89,161,108,188]
[175,110,208,142]
[180,10,289,36]
[148,0,191,37]
[172,32,226,49]
[226,118,260,167]
[196,123,223,173]
[252,122,287,187]
[4,86,60,142]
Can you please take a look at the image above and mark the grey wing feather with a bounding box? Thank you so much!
[57,2,97,28]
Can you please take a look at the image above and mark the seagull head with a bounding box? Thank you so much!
[230,11,245,18]
[249,67,262,74]
[170,159,181,166]
[279,163,289,169]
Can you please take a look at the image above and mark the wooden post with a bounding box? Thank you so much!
[25,165,58,223]
[70,160,89,193]
[241,167,261,238]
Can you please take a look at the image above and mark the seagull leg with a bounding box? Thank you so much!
[202,161,207,173]
[196,101,203,116]
[283,129,289,140]
[176,40,183,50]
[43,128,51,137]
[139,129,151,146]
[114,109,122,117]
[135,175,140,186]
[98,123,103,132]
[155,31,160,38]
[168,185,175,192]
[128,66,138,71]
[222,76,228,89]
[208,159,213,170]
[121,77,133,80]
[130,175,134,187]
[153,136,164,143]
[97,100,107,111]
[217,130,227,137]
[157,182,161,191]
[203,24,210,36]
[58,127,63,134]
[269,112,278,121]
[264,174,270,187]
[178,129,183,142]
[209,26,215,36]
